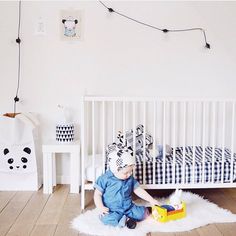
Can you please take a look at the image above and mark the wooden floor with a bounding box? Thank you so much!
[0,186,236,236]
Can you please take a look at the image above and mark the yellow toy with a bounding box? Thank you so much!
[152,201,186,223]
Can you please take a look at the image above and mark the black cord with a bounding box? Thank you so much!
[99,1,210,49]
[14,0,21,114]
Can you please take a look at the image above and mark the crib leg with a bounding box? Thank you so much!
[81,185,85,211]
[80,209,85,214]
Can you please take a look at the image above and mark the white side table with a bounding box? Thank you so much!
[42,140,80,194]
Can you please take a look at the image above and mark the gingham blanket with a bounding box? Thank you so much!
[135,146,236,184]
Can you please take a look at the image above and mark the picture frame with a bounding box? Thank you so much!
[60,9,83,41]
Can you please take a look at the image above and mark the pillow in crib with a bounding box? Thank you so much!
[156,144,172,159]
[128,125,153,150]
[116,124,153,157]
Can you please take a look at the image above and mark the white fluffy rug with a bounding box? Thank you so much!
[71,191,236,236]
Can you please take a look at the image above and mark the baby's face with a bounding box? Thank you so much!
[115,165,134,180]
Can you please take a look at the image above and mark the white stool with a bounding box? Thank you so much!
[42,140,80,194]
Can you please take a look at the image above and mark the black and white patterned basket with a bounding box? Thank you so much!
[56,123,74,143]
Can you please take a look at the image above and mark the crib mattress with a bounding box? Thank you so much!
[85,154,103,182]
[85,146,236,184]
[135,146,236,184]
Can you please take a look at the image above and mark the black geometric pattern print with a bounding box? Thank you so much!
[56,124,74,142]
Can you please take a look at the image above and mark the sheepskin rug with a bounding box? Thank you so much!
[71,191,236,236]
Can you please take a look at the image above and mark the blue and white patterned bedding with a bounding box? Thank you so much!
[135,146,236,184]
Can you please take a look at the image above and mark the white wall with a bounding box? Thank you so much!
[1,1,236,183]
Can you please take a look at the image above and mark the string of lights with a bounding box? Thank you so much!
[14,0,22,114]
[99,1,210,49]
[12,1,210,114]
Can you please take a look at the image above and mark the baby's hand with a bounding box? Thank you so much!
[150,199,160,206]
[98,206,109,215]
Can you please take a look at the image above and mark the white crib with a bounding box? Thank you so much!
[80,96,236,210]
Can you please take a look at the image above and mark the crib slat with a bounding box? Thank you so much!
[123,101,126,135]
[92,101,95,184]
[143,102,146,185]
[172,102,176,184]
[102,101,106,174]
[202,102,206,184]
[163,101,166,185]
[192,102,196,184]
[112,101,116,142]
[182,102,186,184]
[230,102,235,183]
[211,102,216,183]
[80,97,85,210]
[133,102,136,178]
[221,102,226,184]
[153,101,156,185]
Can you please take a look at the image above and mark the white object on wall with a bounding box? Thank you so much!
[35,17,46,35]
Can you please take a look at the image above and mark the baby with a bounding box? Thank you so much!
[94,150,159,229]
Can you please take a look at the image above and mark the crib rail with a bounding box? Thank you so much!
[80,96,236,209]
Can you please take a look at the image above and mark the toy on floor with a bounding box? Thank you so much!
[152,189,186,223]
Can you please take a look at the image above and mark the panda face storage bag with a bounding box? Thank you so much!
[0,113,42,191]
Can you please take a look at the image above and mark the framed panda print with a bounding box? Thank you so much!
[60,9,83,41]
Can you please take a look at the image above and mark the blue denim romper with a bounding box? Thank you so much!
[94,170,146,226]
